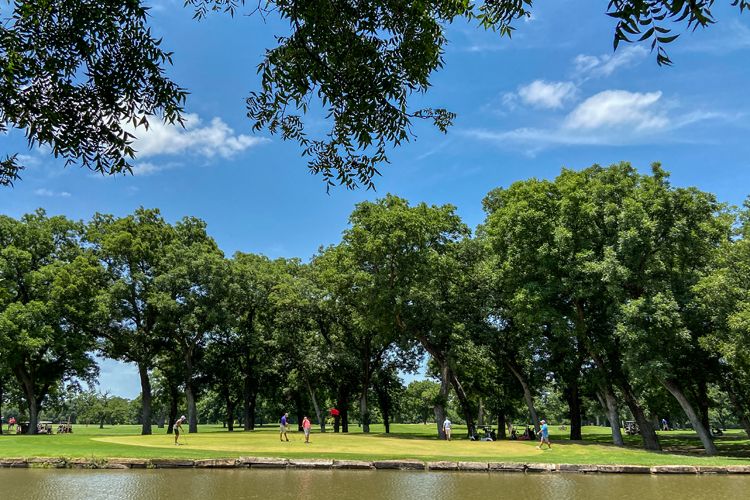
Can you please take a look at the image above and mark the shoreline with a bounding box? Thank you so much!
[2,457,750,475]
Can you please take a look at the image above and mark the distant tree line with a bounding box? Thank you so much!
[2,163,749,456]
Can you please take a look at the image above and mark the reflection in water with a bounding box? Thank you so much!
[0,468,748,500]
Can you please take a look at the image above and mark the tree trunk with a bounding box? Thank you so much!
[14,366,39,435]
[138,362,152,435]
[305,378,325,433]
[226,395,235,432]
[337,388,350,433]
[449,369,476,438]
[477,398,484,427]
[507,361,539,432]
[167,383,178,434]
[616,376,660,450]
[374,380,391,434]
[242,363,258,431]
[248,392,257,430]
[186,382,198,433]
[565,379,582,440]
[295,396,304,431]
[0,378,3,435]
[662,378,718,455]
[696,379,711,435]
[596,387,624,446]
[497,412,506,439]
[433,359,450,439]
[382,402,390,434]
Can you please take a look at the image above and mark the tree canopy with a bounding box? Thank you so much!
[1,1,747,188]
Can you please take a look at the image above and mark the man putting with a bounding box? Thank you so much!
[280,412,289,442]
[174,415,186,445]
[537,419,551,449]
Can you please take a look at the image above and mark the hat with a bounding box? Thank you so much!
[540,419,546,423]
[181,415,186,420]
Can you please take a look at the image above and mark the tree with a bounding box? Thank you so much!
[696,199,750,437]
[228,253,285,431]
[4,1,745,188]
[0,211,104,433]
[0,0,186,186]
[341,194,472,437]
[153,217,227,433]
[400,380,441,424]
[87,208,175,435]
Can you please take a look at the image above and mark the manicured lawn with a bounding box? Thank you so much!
[1,423,749,466]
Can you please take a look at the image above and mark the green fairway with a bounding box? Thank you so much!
[2,424,750,466]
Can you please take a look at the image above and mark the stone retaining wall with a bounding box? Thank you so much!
[1,458,749,474]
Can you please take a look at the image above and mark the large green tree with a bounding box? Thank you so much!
[342,194,473,437]
[696,199,750,437]
[0,211,104,433]
[228,252,287,430]
[87,208,175,435]
[153,217,227,433]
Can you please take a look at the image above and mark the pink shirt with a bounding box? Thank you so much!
[303,419,311,429]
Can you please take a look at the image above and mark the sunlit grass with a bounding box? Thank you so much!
[1,424,749,466]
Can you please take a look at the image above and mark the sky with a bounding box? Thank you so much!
[3,1,750,398]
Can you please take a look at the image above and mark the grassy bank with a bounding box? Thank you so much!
[1,424,749,466]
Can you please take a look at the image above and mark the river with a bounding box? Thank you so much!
[1,468,747,499]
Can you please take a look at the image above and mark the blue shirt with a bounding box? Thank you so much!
[281,415,287,426]
[541,423,548,437]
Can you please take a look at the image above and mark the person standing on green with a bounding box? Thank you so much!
[302,416,312,443]
[537,419,551,449]
[174,415,186,445]
[280,412,290,442]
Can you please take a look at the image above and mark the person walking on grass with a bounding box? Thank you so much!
[280,412,290,442]
[303,416,312,444]
[442,418,452,441]
[537,419,551,450]
[174,415,186,445]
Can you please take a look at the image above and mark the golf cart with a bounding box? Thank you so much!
[470,425,497,441]
[624,420,640,436]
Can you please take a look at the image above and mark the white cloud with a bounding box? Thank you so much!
[127,113,267,160]
[465,89,728,152]
[573,45,648,79]
[128,161,182,176]
[517,80,577,109]
[34,188,71,197]
[563,90,668,131]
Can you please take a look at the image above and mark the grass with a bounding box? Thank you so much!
[1,423,750,466]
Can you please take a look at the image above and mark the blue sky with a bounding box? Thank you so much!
[3,1,750,397]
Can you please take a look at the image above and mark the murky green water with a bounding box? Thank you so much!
[0,468,748,500]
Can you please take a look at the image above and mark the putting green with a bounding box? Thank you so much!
[94,430,542,460]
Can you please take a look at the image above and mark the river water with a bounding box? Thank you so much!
[0,468,747,499]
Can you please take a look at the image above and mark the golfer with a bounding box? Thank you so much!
[280,412,289,442]
[302,416,312,443]
[537,419,551,449]
[442,418,452,441]
[174,415,186,445]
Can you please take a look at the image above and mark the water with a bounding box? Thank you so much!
[0,468,747,500]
